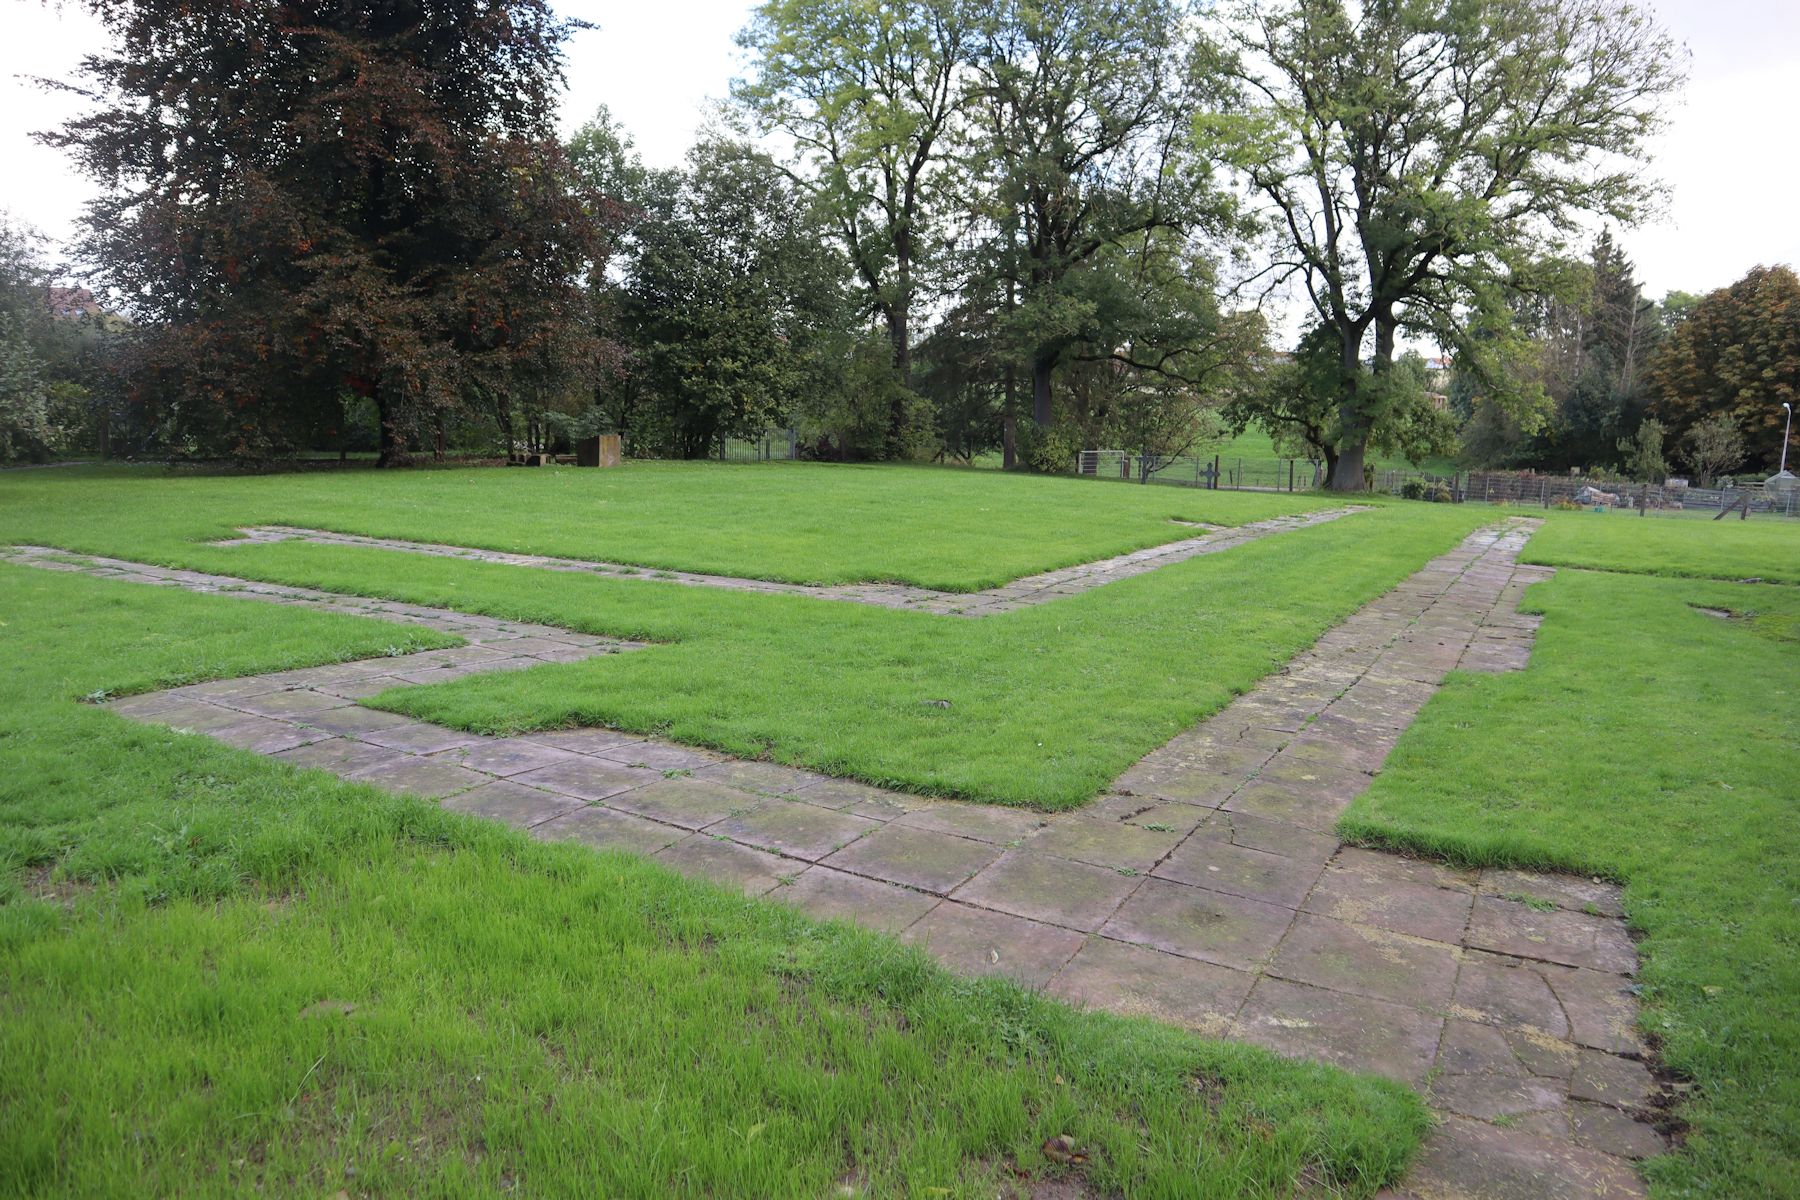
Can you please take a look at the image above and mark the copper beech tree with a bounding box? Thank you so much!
[45,0,613,463]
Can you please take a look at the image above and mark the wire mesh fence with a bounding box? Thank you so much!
[1074,450,1800,518]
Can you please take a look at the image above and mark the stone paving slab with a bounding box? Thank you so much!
[211,505,1362,616]
[4,518,1664,1198]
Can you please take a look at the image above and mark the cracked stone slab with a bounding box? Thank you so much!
[1048,936,1253,1038]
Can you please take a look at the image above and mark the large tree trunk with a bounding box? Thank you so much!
[884,302,912,458]
[1329,436,1367,491]
[375,394,404,468]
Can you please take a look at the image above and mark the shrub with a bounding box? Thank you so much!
[1017,423,1082,475]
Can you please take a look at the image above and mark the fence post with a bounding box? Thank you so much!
[1288,460,1295,492]
[1212,455,1219,490]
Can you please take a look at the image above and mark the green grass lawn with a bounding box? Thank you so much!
[1520,508,1800,584]
[1,489,1490,808]
[1340,562,1800,1198]
[0,461,1333,592]
[0,563,1430,1197]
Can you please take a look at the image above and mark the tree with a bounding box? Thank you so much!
[1218,0,1684,490]
[1683,413,1745,487]
[617,142,851,459]
[1617,416,1667,483]
[1645,265,1800,473]
[736,0,977,455]
[46,0,610,464]
[1498,233,1663,472]
[1225,325,1454,485]
[970,0,1236,432]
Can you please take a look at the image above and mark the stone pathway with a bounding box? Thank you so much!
[3,520,1663,1198]
[215,505,1359,616]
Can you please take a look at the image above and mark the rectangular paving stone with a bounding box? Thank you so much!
[1220,777,1353,832]
[441,780,585,829]
[1570,1100,1666,1160]
[427,737,583,778]
[1480,868,1626,918]
[656,835,792,896]
[799,778,932,820]
[1153,837,1324,908]
[770,867,940,934]
[1452,952,1573,1041]
[823,822,1002,895]
[1545,964,1646,1056]
[298,705,417,738]
[345,756,489,800]
[511,758,661,804]
[897,803,1047,845]
[692,760,826,796]
[954,849,1141,931]
[1301,856,1474,945]
[1188,810,1341,863]
[530,728,647,755]
[1233,976,1444,1087]
[274,736,395,776]
[209,715,328,755]
[901,902,1085,988]
[228,688,350,718]
[1467,895,1637,974]
[597,740,727,771]
[1023,818,1183,873]
[1099,877,1295,971]
[149,700,258,734]
[532,805,686,856]
[356,721,487,755]
[1048,936,1253,1038]
[1267,912,1460,1009]
[1119,768,1244,809]
[709,799,880,862]
[1402,1115,1648,1200]
[1428,1071,1570,1123]
[602,777,752,829]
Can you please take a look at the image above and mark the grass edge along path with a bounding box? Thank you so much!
[37,505,1494,808]
[0,562,1431,1197]
[1339,567,1800,1199]
[0,461,1337,592]
[1519,510,1800,585]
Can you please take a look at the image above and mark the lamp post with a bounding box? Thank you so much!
[1783,402,1793,476]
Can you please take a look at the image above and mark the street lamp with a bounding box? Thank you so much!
[1783,402,1793,477]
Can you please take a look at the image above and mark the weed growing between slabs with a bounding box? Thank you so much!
[0,461,1335,591]
[34,504,1489,807]
[1341,569,1800,1199]
[0,564,1430,1197]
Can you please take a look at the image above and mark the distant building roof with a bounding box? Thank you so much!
[43,287,103,319]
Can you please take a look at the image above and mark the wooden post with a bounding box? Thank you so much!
[1289,460,1295,492]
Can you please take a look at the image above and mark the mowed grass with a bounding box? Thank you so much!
[1340,566,1800,1198]
[34,503,1488,807]
[0,461,1335,591]
[1520,508,1800,584]
[0,564,1431,1197]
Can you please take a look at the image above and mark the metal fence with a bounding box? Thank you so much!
[1076,450,1328,492]
[719,429,799,462]
[1467,472,1800,518]
[1073,451,1800,517]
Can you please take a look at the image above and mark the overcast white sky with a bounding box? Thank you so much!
[3,0,1795,304]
